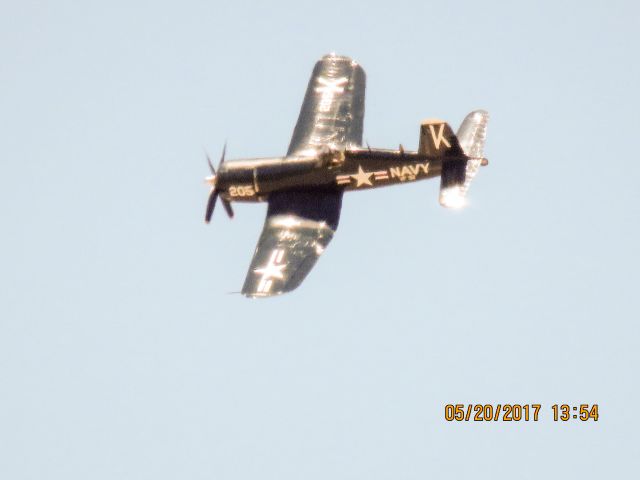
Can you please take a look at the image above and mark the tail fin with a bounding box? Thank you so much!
[418,119,464,157]
[419,120,467,208]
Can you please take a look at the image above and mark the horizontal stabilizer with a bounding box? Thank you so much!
[457,110,489,197]
[438,110,489,208]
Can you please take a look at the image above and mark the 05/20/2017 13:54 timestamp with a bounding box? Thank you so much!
[444,404,599,422]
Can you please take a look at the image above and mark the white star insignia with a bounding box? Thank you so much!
[254,262,285,280]
[315,77,348,94]
[254,250,286,281]
[254,249,287,294]
[351,165,373,187]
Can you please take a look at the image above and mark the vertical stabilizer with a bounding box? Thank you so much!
[418,120,463,157]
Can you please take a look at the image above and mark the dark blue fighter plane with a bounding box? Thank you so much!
[205,53,489,297]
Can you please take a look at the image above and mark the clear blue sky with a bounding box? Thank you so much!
[1,0,639,478]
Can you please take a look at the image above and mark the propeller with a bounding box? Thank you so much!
[204,143,234,223]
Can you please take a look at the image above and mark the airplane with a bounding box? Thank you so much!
[204,53,489,298]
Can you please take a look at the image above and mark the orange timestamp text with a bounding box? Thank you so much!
[444,404,599,422]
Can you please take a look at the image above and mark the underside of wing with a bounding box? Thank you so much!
[241,190,342,298]
[287,54,366,156]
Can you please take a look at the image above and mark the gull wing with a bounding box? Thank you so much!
[287,54,366,156]
[241,54,362,297]
[241,190,342,297]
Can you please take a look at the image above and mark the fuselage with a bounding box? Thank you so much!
[203,53,489,297]
[216,147,454,203]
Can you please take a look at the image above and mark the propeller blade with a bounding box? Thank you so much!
[218,142,227,169]
[204,143,230,223]
[221,198,234,219]
[205,189,219,223]
[206,153,215,175]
